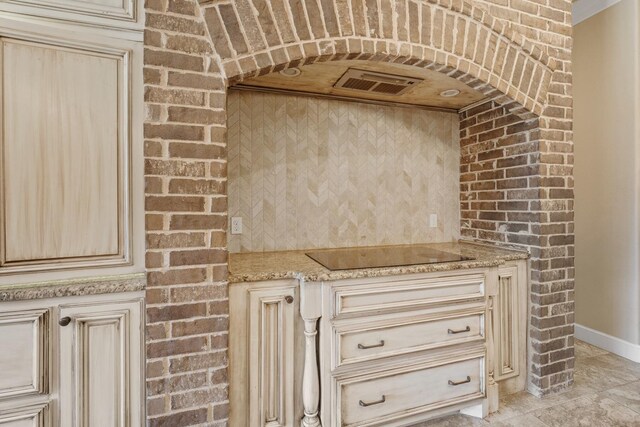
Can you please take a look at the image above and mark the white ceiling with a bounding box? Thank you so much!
[573,0,621,25]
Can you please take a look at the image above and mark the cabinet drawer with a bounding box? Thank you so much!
[334,311,484,368]
[332,274,485,318]
[338,356,484,427]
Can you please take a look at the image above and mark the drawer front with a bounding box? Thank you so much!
[335,311,484,368]
[0,309,48,399]
[333,274,485,318]
[339,356,484,426]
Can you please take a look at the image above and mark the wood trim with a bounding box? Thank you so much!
[0,34,135,275]
[231,85,460,114]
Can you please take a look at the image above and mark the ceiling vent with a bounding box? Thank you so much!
[333,69,423,96]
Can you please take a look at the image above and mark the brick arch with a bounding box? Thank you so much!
[200,0,554,116]
[143,0,575,424]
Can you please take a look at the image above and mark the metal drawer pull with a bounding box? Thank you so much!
[448,326,471,334]
[358,340,385,350]
[448,376,471,386]
[59,317,72,327]
[359,395,386,407]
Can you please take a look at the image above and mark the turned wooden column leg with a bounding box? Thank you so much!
[301,316,321,427]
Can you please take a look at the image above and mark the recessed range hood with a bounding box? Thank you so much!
[333,68,423,96]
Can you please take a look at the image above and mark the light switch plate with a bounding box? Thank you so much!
[429,214,438,228]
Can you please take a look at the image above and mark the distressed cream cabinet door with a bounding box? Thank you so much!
[58,298,143,427]
[0,32,142,278]
[494,261,528,392]
[0,402,49,427]
[0,0,142,31]
[230,281,298,427]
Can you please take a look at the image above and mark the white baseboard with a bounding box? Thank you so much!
[575,323,640,363]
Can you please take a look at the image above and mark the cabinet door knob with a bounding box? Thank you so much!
[285,296,294,304]
[59,316,72,327]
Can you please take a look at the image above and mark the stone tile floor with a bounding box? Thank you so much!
[413,340,640,427]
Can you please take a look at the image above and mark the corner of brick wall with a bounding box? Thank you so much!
[459,92,574,395]
[143,0,230,425]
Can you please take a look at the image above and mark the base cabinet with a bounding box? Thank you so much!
[231,260,528,426]
[494,262,528,394]
[0,292,144,427]
[59,298,144,427]
[230,280,301,427]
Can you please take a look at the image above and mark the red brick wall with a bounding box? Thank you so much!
[144,0,574,424]
[460,99,574,393]
[144,0,230,425]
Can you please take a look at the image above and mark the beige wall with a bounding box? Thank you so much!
[574,0,640,344]
[227,90,460,253]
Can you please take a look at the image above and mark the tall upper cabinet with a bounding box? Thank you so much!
[0,0,144,285]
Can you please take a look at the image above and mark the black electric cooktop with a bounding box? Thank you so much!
[305,245,474,271]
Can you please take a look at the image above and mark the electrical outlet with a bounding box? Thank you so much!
[429,214,438,228]
[231,217,243,235]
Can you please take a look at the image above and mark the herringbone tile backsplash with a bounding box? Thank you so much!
[227,90,460,253]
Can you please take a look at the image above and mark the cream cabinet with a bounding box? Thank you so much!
[0,402,49,427]
[0,292,144,427]
[229,280,303,427]
[0,1,144,287]
[0,0,143,33]
[58,298,144,427]
[494,262,528,394]
[230,260,528,427]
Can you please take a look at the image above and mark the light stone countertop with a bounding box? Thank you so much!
[0,273,146,302]
[228,241,529,283]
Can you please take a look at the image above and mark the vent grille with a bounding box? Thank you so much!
[333,68,423,96]
[342,78,377,91]
[372,82,408,95]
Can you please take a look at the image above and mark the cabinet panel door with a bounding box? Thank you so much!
[0,309,48,399]
[248,287,296,427]
[0,403,51,427]
[0,37,133,273]
[58,298,143,427]
[494,263,526,382]
[0,0,140,30]
[0,402,49,427]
